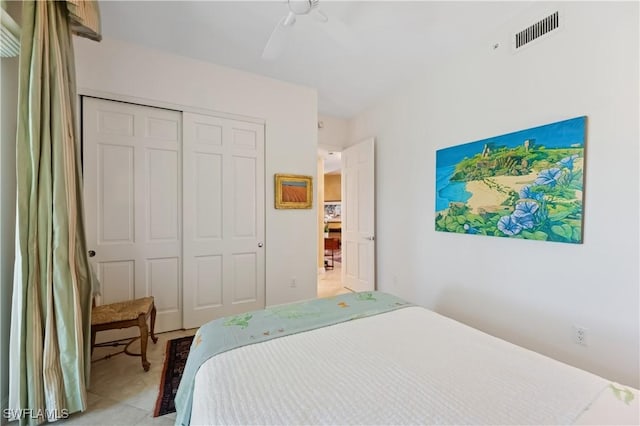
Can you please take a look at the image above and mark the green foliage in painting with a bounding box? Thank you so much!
[436,150,584,244]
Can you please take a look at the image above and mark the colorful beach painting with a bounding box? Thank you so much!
[435,116,586,244]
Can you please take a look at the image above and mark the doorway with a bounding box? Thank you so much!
[317,149,349,298]
[317,138,376,297]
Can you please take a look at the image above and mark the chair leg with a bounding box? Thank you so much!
[138,314,150,372]
[149,304,158,344]
[91,328,96,356]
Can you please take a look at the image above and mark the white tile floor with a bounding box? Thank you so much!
[60,329,195,426]
[57,266,349,425]
[317,262,351,298]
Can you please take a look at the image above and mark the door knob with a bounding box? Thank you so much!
[88,250,96,257]
[258,242,263,248]
[365,236,375,241]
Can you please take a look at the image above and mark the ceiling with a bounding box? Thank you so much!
[318,147,341,174]
[99,1,534,119]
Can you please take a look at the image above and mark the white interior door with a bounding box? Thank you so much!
[341,138,375,292]
[83,97,182,334]
[182,112,265,329]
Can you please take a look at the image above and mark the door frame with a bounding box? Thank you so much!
[317,138,376,292]
[78,89,266,126]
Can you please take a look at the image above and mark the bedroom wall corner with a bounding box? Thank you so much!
[318,114,349,150]
[0,2,20,421]
[347,1,639,388]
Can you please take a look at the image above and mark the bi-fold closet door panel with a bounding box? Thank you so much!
[83,97,182,334]
[83,97,265,334]
[182,112,265,329]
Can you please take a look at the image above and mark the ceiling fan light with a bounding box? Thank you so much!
[288,0,313,15]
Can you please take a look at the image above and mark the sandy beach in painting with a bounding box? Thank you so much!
[465,173,536,213]
[465,158,584,214]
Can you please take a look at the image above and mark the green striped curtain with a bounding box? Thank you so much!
[8,1,99,424]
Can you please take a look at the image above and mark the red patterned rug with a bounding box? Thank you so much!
[153,335,194,417]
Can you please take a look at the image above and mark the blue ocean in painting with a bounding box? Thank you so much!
[435,117,586,212]
[436,165,472,212]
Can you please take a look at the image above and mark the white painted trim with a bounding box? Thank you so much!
[77,88,266,125]
[318,267,326,274]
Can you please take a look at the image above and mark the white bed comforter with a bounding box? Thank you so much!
[190,306,638,425]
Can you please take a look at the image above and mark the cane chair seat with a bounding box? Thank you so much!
[91,296,158,372]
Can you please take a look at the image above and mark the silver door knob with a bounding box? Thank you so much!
[365,236,375,241]
[88,250,96,257]
[258,242,263,248]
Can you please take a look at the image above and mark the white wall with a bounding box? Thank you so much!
[0,2,20,420]
[74,37,318,307]
[318,114,349,150]
[349,2,639,387]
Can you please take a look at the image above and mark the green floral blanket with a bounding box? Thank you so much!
[174,291,411,426]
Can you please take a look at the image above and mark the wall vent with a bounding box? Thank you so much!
[515,11,559,49]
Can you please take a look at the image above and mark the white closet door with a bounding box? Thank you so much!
[182,112,265,328]
[83,97,182,333]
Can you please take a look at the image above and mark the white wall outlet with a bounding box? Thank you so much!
[290,276,297,288]
[573,325,588,346]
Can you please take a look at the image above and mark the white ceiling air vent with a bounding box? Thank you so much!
[1,7,20,57]
[514,11,559,50]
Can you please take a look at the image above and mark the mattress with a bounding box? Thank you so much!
[187,301,638,425]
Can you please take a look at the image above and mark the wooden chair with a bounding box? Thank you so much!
[324,237,340,270]
[91,296,158,371]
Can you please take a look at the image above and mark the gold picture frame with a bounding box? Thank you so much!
[275,174,313,209]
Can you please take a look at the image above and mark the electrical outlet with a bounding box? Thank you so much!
[573,325,588,346]
[290,276,297,288]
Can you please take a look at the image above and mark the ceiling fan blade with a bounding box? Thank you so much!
[311,8,328,23]
[262,15,294,61]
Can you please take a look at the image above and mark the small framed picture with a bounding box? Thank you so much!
[324,202,341,221]
[274,174,313,209]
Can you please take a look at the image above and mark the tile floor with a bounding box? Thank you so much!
[60,329,195,426]
[57,265,349,425]
[317,262,351,298]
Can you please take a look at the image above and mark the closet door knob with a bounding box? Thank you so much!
[258,243,263,248]
[88,250,96,257]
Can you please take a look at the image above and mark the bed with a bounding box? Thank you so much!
[175,291,638,425]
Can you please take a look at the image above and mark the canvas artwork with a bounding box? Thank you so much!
[435,116,586,244]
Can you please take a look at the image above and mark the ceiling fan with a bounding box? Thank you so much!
[262,0,356,60]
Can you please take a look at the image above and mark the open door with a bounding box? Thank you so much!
[341,138,375,292]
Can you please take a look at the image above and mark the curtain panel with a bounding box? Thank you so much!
[8,1,100,424]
